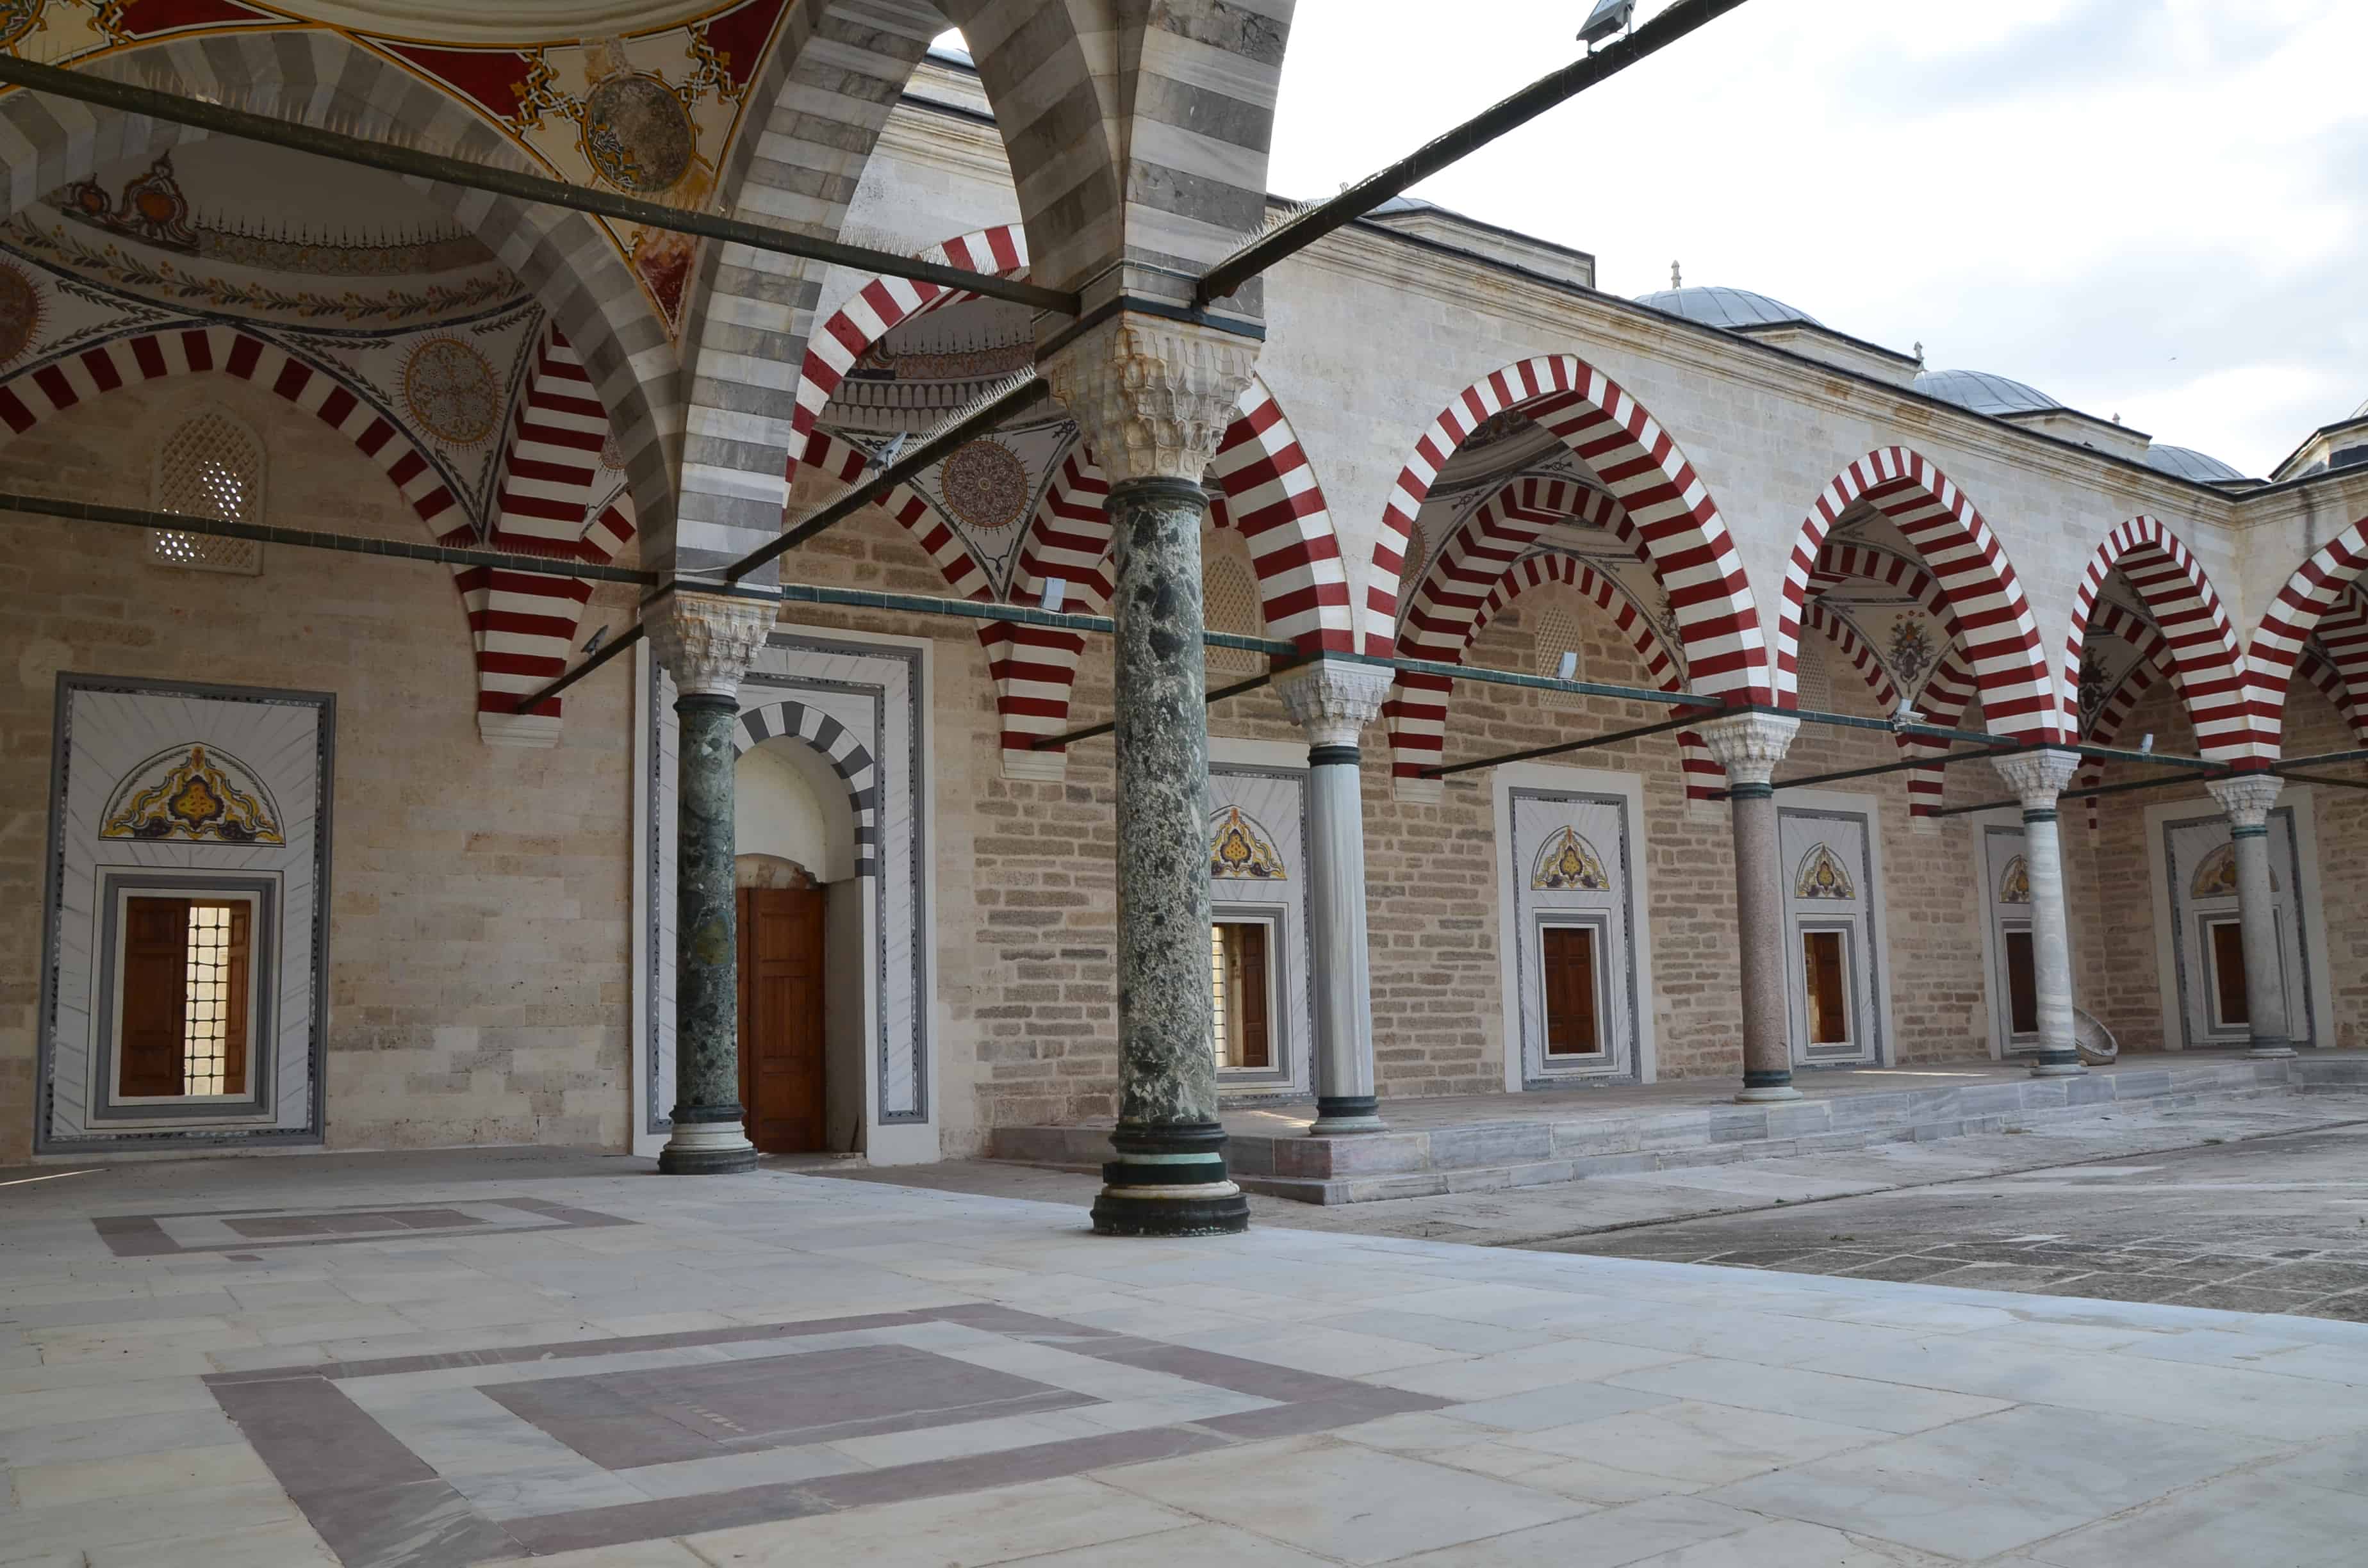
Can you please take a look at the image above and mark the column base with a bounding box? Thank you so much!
[1736,1070,1800,1104]
[1091,1120,1249,1236]
[2247,1041,2299,1060]
[2027,1052,2088,1078]
[1310,1096,1387,1135]
[657,1111,757,1175]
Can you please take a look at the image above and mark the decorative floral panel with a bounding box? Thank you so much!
[1795,842,1855,901]
[100,744,285,845]
[1209,806,1287,881]
[1531,826,1611,892]
[1999,854,2031,905]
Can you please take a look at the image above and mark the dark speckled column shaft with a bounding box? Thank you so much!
[659,692,757,1175]
[1091,476,1249,1236]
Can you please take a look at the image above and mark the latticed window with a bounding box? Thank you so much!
[149,411,267,575]
[1531,597,1586,711]
[1795,636,1835,712]
[1201,535,1264,676]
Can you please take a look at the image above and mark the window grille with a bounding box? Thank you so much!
[149,411,267,575]
[1201,538,1263,676]
[181,903,233,1095]
[1533,598,1586,711]
[1795,637,1835,712]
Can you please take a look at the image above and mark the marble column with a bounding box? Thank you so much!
[1699,713,1803,1103]
[1274,659,1395,1134]
[1992,749,2085,1077]
[645,591,777,1173]
[2207,776,2295,1059]
[1044,315,1259,1236]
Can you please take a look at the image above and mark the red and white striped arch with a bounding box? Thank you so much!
[791,222,1354,664]
[2252,528,2368,750]
[2308,586,2368,744]
[1779,449,2057,742]
[479,323,638,727]
[2065,517,2255,764]
[2071,602,2175,829]
[1803,601,1900,715]
[1375,356,1765,692]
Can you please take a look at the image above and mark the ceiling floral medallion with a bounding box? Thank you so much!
[1531,827,1610,892]
[0,259,45,370]
[101,744,285,845]
[941,437,1030,533]
[0,0,40,51]
[1209,806,1287,881]
[580,69,697,193]
[401,336,502,447]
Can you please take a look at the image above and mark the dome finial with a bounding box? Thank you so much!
[1671,259,1682,289]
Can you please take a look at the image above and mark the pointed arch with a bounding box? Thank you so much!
[0,33,682,555]
[1779,448,2056,741]
[2247,519,2368,749]
[2308,586,2368,740]
[2066,516,2255,763]
[1373,355,1765,694]
[730,699,880,876]
[797,429,996,601]
[2071,603,2176,830]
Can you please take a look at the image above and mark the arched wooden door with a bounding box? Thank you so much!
[736,887,827,1153]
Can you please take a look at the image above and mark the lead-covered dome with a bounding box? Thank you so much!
[1634,286,1822,331]
[2145,445,2248,484]
[1914,368,2060,417]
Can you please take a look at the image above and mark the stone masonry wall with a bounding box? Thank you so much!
[0,377,637,1162]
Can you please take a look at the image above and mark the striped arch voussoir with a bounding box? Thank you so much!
[732,701,879,875]
[1781,448,2055,744]
[2067,516,2256,764]
[1374,355,1764,697]
[2246,519,2368,753]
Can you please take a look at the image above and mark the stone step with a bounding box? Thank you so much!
[988,1056,2350,1205]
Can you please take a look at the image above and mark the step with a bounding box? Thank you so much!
[987,1056,2353,1205]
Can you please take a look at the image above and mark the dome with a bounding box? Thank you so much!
[2145,445,2248,484]
[1633,286,1823,331]
[1914,368,2060,417]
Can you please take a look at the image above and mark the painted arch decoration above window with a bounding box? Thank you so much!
[1999,854,2032,905]
[1531,826,1611,893]
[1210,806,1287,881]
[1795,843,1855,901]
[101,743,286,845]
[2190,843,2276,900]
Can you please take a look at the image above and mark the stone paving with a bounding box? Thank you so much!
[6,1146,2368,1565]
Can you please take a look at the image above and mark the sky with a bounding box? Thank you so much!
[946,1,2365,477]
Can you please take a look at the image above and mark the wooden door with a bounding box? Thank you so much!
[1541,925,1601,1057]
[736,887,826,1153]
[120,896,192,1097]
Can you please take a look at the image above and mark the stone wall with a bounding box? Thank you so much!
[0,376,637,1163]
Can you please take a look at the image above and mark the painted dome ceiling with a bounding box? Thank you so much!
[4,141,524,330]
[131,2,721,45]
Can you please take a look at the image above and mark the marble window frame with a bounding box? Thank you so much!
[37,674,334,1155]
[86,871,282,1123]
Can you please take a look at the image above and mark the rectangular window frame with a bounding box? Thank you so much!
[90,871,280,1125]
[1998,917,2042,1050]
[1532,911,1614,1069]
[1796,920,1860,1060]
[1210,902,1292,1089]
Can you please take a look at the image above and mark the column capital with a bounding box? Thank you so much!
[1040,314,1259,485]
[1991,747,2081,811]
[1273,659,1392,749]
[2207,774,2284,830]
[646,591,775,700]
[1696,712,1800,789]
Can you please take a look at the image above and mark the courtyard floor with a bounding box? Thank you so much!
[6,1131,2368,1566]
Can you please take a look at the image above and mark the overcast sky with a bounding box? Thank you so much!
[953,1,2363,476]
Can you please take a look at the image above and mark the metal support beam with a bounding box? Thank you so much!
[1194,0,1753,307]
[1754,744,2027,797]
[1422,712,1701,780]
[2278,748,2368,771]
[1930,767,2233,819]
[1030,663,1297,751]
[1,490,656,585]
[2278,769,2368,792]
[513,624,645,715]
[718,375,1051,585]
[0,54,1078,318]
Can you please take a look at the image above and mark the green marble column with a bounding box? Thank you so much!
[661,690,757,1173]
[1090,476,1249,1236]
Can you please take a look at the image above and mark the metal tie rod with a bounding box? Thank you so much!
[1195,0,1753,306]
[514,624,646,715]
[0,489,655,585]
[1030,662,1301,751]
[0,54,1077,318]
